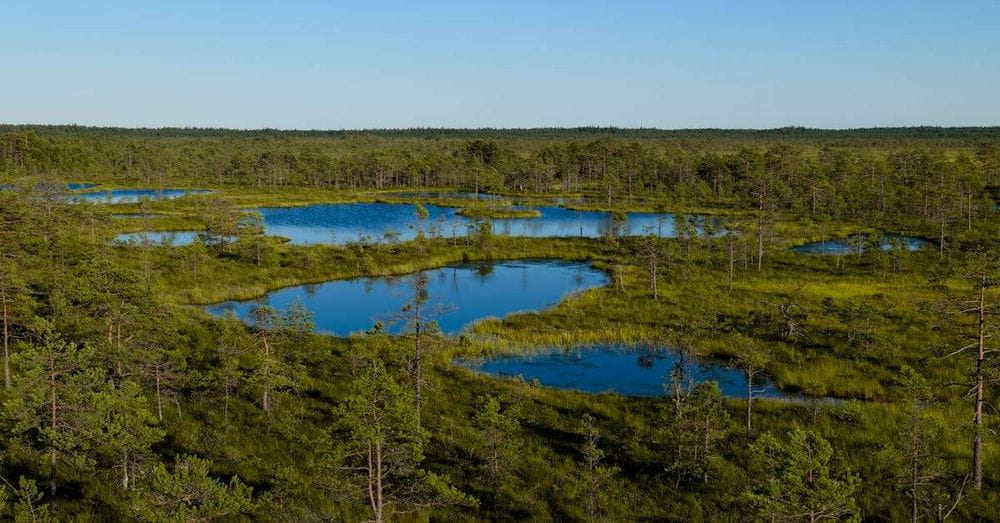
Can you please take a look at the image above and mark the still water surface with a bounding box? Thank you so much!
[255,202,715,245]
[457,343,783,398]
[792,234,930,255]
[116,231,204,246]
[205,260,608,335]
[76,188,211,204]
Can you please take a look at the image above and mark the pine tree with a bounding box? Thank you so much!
[577,413,618,520]
[744,428,860,522]
[4,330,99,499]
[473,395,519,511]
[133,455,253,520]
[342,358,467,522]
[662,381,730,486]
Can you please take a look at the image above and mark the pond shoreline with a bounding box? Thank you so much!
[203,259,610,336]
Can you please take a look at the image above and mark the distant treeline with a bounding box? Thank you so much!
[3,124,1000,141]
[1,125,998,228]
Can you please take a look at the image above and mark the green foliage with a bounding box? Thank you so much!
[744,428,860,522]
[0,130,998,518]
[1,476,51,522]
[133,455,253,521]
[573,413,619,520]
[661,381,731,487]
[472,394,519,508]
[340,356,470,520]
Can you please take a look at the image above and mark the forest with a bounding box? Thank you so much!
[0,125,998,521]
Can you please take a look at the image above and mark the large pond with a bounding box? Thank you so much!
[456,343,782,398]
[205,260,608,335]
[75,188,211,204]
[255,202,715,245]
[792,234,930,255]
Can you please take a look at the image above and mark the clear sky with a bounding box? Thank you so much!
[2,1,998,129]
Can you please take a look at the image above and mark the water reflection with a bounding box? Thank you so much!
[75,188,211,204]
[792,234,930,255]
[457,343,784,398]
[254,202,718,245]
[205,260,608,335]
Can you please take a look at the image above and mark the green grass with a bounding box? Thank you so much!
[456,206,542,219]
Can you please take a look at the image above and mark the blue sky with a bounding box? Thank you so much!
[2,1,998,129]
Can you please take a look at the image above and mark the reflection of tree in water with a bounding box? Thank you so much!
[433,267,448,286]
[636,353,656,369]
[600,212,627,241]
[635,345,667,369]
[475,262,495,277]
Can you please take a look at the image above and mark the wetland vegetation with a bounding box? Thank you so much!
[0,125,997,520]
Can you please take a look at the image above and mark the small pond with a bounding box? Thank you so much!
[792,234,930,255]
[206,260,608,335]
[255,202,716,245]
[456,343,783,398]
[67,182,99,190]
[117,231,203,246]
[75,188,211,204]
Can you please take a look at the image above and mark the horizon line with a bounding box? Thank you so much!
[4,123,1000,133]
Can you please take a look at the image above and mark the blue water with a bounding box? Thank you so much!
[255,202,714,245]
[792,234,930,255]
[458,343,783,398]
[75,188,212,204]
[116,231,203,246]
[206,260,608,335]
[67,182,99,190]
[258,203,462,244]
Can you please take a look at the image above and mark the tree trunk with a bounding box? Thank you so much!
[911,412,919,523]
[49,353,57,499]
[414,321,422,422]
[973,279,985,491]
[2,285,9,388]
[367,445,380,523]
[728,235,734,290]
[939,216,946,260]
[756,220,764,271]
[155,365,163,421]
[261,332,271,413]
[967,193,973,232]
[122,449,130,490]
[652,259,658,300]
[376,440,384,523]
[756,189,765,272]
